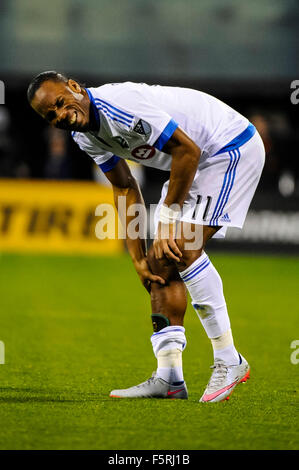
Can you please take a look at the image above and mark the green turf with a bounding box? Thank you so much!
[0,252,298,450]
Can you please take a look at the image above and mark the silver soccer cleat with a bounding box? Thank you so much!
[200,354,250,403]
[110,372,188,399]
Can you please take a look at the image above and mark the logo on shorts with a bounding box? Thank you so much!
[220,213,231,222]
[131,145,155,160]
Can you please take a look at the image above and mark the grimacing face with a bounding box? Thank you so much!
[30,79,92,131]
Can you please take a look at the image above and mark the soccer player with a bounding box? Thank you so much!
[27,72,265,402]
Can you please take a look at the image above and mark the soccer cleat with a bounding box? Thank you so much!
[200,354,250,403]
[110,372,188,399]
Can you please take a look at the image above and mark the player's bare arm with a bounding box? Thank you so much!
[104,159,165,292]
[154,127,201,263]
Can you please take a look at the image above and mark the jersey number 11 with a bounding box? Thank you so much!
[192,195,212,221]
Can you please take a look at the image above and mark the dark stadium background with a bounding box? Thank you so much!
[1,0,299,253]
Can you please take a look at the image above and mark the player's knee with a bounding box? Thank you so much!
[147,245,180,282]
[177,248,204,271]
[176,224,219,270]
[176,237,204,270]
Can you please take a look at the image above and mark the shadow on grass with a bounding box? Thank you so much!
[0,386,114,403]
[0,387,202,404]
[0,397,85,403]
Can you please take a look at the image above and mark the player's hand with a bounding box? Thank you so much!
[153,222,182,263]
[133,257,165,293]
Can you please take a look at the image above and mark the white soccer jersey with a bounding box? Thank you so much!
[71,82,249,173]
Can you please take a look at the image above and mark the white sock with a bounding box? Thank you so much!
[180,252,239,366]
[210,329,240,365]
[151,326,186,384]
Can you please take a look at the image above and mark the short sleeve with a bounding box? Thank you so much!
[130,99,178,149]
[153,119,179,150]
[98,155,121,173]
[98,84,179,151]
[71,131,116,169]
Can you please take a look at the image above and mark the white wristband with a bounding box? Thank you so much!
[159,204,181,224]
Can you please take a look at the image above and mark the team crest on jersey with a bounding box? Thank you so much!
[113,136,129,149]
[133,119,151,136]
[131,145,155,160]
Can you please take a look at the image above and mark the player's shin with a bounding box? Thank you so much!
[151,318,186,385]
[148,251,188,385]
[179,252,240,366]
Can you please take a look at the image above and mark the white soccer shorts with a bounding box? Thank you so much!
[154,129,265,239]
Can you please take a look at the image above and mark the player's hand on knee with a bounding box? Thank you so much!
[154,222,182,262]
[133,257,165,293]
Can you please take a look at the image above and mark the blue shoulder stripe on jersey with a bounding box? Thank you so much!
[95,106,131,127]
[94,100,133,125]
[95,103,132,127]
[86,88,100,128]
[154,119,179,151]
[71,131,76,138]
[98,155,121,173]
[94,97,134,120]
[212,123,256,156]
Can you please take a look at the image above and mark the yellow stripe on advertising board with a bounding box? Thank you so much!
[0,179,123,255]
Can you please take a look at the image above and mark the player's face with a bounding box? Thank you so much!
[31,79,92,131]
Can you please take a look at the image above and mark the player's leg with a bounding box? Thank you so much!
[149,253,187,327]
[146,248,187,393]
[176,223,240,366]
[175,222,250,402]
[110,251,189,398]
[174,131,265,402]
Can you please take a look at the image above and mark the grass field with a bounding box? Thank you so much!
[0,252,298,450]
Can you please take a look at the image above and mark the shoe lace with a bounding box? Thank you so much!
[137,372,156,388]
[207,361,228,389]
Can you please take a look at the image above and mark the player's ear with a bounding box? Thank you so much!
[67,79,82,94]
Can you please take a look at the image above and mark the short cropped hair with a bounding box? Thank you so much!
[27,71,68,103]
